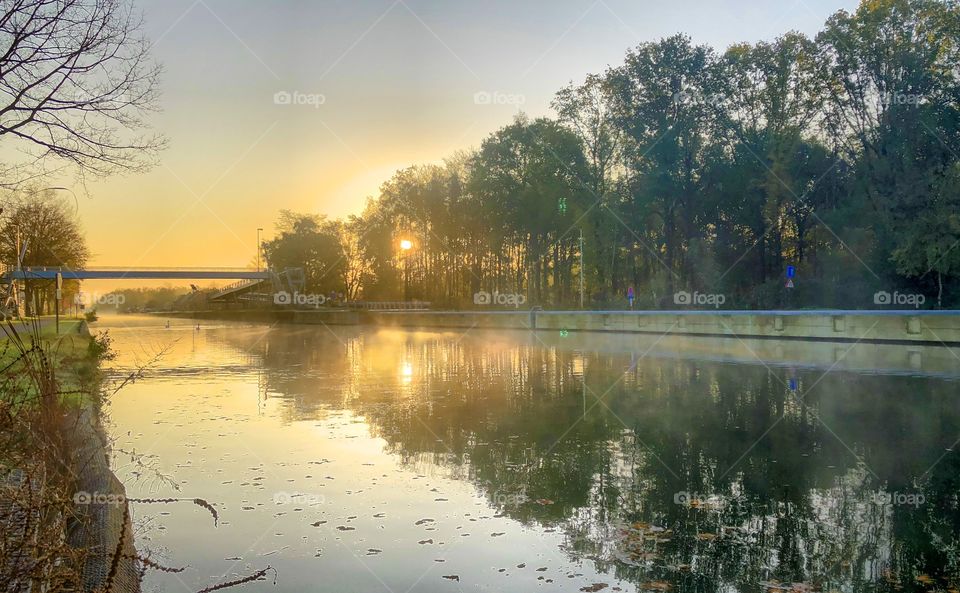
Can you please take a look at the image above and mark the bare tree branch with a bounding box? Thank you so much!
[0,0,165,187]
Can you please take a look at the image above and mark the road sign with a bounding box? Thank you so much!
[785,279,795,289]
[786,265,796,279]
[627,286,635,309]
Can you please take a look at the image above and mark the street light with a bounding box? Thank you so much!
[399,239,413,301]
[256,228,264,272]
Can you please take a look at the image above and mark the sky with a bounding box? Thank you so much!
[48,0,860,286]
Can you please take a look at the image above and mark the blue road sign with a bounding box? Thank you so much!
[786,265,796,279]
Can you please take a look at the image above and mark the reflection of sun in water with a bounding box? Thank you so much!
[400,362,413,384]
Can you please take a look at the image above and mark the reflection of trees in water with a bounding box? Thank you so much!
[221,328,960,592]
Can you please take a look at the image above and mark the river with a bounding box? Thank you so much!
[98,314,960,593]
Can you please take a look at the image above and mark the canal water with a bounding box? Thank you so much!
[99,315,960,593]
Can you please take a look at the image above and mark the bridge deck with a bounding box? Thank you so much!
[5,267,272,280]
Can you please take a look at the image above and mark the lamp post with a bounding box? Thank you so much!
[579,228,584,309]
[400,239,412,301]
[256,228,264,272]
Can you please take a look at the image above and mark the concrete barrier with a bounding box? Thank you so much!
[366,310,960,345]
[160,309,960,345]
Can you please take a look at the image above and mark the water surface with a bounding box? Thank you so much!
[99,315,960,592]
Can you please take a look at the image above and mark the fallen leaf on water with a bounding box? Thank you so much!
[442,575,460,582]
[580,584,608,592]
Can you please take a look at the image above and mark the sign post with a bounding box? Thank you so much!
[55,272,62,334]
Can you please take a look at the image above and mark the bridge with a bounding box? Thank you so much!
[5,266,272,281]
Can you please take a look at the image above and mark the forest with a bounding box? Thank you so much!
[263,0,960,310]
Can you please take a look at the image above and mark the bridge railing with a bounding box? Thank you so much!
[347,301,432,311]
[209,278,267,299]
[6,267,273,280]
[20,266,264,272]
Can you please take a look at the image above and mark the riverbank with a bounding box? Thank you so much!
[0,318,139,592]
[162,308,960,345]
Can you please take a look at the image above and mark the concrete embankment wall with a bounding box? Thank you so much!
[67,408,140,593]
[164,309,960,345]
[367,310,960,345]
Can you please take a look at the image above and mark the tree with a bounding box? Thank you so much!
[606,35,722,293]
[0,0,164,185]
[553,74,628,301]
[262,211,345,295]
[337,217,369,301]
[0,189,88,313]
[469,114,591,304]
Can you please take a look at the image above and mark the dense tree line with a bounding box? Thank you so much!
[267,0,960,309]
